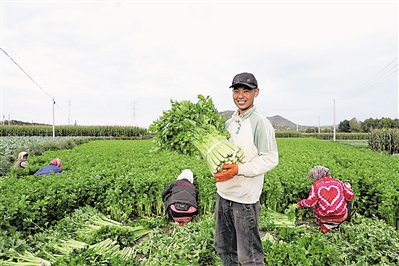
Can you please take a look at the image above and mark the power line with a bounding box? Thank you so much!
[361,68,398,95]
[337,56,398,100]
[332,56,398,140]
[0,47,68,120]
[1,48,53,99]
[55,100,69,119]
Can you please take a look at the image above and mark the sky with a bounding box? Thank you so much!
[0,0,398,129]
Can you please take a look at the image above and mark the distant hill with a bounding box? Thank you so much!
[267,115,299,130]
[219,111,315,130]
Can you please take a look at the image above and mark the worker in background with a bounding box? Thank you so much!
[162,169,198,226]
[297,165,354,233]
[35,158,63,176]
[14,151,29,169]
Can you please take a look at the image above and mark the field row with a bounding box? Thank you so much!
[1,138,398,265]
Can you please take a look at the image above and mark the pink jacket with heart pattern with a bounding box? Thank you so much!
[298,176,354,218]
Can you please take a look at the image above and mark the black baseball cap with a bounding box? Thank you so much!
[229,72,258,89]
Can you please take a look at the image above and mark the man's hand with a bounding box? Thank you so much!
[213,164,238,182]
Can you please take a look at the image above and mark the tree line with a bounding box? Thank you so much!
[338,117,399,133]
[301,117,399,133]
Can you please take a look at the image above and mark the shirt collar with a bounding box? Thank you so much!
[233,105,256,121]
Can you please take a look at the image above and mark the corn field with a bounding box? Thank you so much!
[0,125,150,138]
[368,128,399,154]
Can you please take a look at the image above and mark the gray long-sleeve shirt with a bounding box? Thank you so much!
[217,106,279,204]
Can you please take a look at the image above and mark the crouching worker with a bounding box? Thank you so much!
[162,169,198,226]
[14,151,29,169]
[297,165,354,233]
[35,158,63,176]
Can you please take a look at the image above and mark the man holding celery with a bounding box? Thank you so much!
[213,72,279,266]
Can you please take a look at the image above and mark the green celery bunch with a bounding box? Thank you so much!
[191,127,245,174]
[4,251,51,266]
[148,94,245,174]
[149,94,228,157]
[265,208,296,227]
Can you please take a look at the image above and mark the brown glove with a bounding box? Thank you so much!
[213,164,238,182]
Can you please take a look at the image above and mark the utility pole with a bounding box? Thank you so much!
[52,98,55,138]
[318,115,320,134]
[132,101,137,126]
[68,98,71,125]
[333,99,336,141]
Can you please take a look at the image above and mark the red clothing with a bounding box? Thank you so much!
[299,177,354,218]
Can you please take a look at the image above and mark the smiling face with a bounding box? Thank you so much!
[232,86,259,115]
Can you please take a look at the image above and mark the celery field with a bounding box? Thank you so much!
[1,138,399,265]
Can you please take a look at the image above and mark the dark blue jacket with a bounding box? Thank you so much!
[35,164,63,176]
